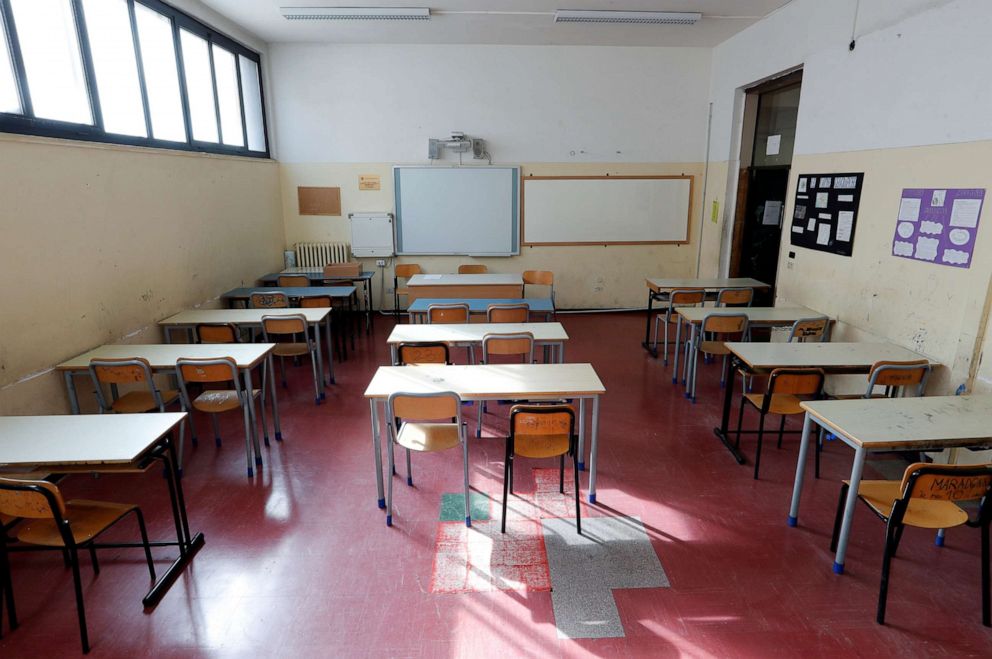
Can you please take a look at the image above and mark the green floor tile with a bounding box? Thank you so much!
[440,492,490,521]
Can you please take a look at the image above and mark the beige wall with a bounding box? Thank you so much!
[0,135,284,415]
[773,140,992,395]
[280,162,723,309]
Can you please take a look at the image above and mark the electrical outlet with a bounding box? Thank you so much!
[376,259,386,267]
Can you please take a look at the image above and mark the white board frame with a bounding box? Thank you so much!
[521,175,693,246]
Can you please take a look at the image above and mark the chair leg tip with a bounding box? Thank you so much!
[214,437,222,447]
[832,562,844,575]
[275,432,283,442]
[377,498,386,509]
[787,515,798,527]
[587,493,596,504]
[406,477,413,486]
[386,515,392,527]
[465,516,472,528]
[935,535,945,547]
[255,457,263,466]
[263,436,271,447]
[247,468,254,478]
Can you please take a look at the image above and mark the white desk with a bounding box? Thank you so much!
[364,363,606,507]
[158,307,334,392]
[55,343,281,450]
[386,322,569,364]
[407,274,524,302]
[788,395,992,574]
[0,413,202,607]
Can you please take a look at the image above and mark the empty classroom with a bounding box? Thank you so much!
[2,1,992,656]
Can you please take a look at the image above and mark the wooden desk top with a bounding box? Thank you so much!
[387,323,568,344]
[800,395,992,450]
[0,413,185,467]
[222,286,356,299]
[159,308,330,326]
[726,342,931,371]
[646,277,768,292]
[56,344,275,371]
[677,306,819,325]
[406,298,555,313]
[364,363,605,400]
[408,274,523,287]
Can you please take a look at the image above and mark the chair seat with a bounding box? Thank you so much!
[396,422,461,452]
[14,499,138,546]
[111,389,180,413]
[273,343,311,358]
[700,340,730,356]
[515,434,570,459]
[744,393,807,416]
[846,480,970,529]
[192,389,257,413]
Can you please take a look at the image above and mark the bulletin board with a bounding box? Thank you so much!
[790,173,864,257]
[891,188,985,268]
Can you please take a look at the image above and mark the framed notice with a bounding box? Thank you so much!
[790,172,864,257]
[891,188,985,268]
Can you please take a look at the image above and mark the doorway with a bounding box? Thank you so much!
[729,71,802,305]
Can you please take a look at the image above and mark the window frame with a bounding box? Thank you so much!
[0,0,269,158]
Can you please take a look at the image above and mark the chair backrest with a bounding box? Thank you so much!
[717,287,754,307]
[700,312,749,337]
[197,323,239,344]
[866,360,931,396]
[89,357,154,385]
[277,275,309,288]
[522,270,553,287]
[898,462,992,505]
[250,291,289,309]
[176,357,239,385]
[482,332,534,363]
[428,303,470,324]
[300,296,332,308]
[387,391,461,423]
[0,477,66,519]
[767,368,826,397]
[262,314,308,337]
[670,289,706,306]
[458,264,488,274]
[788,317,830,343]
[323,262,362,278]
[487,303,529,323]
[509,404,574,459]
[395,263,422,279]
[397,342,450,365]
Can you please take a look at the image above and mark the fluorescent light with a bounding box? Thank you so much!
[280,6,430,20]
[554,10,701,25]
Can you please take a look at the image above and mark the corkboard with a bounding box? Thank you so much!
[298,186,341,216]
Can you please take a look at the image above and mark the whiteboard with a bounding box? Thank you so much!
[522,176,692,245]
[394,166,519,255]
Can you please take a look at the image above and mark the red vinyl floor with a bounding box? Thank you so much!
[1,311,990,657]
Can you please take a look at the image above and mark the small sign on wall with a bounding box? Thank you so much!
[790,172,864,257]
[359,174,381,191]
[891,188,985,268]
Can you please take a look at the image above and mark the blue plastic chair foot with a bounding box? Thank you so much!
[377,498,385,509]
[465,516,472,528]
[720,381,726,389]
[263,436,270,447]
[214,436,222,447]
[787,515,797,527]
[275,432,283,442]
[391,466,397,475]
[691,397,697,404]
[255,456,263,466]
[191,437,199,447]
[386,515,392,527]
[671,377,677,384]
[247,467,254,478]
[826,433,836,441]
[321,392,326,400]
[832,562,844,575]
[578,461,585,471]
[588,493,596,504]
[315,397,321,405]
[330,378,336,384]
[176,468,183,479]
[462,400,474,406]
[406,476,413,486]
[935,535,945,547]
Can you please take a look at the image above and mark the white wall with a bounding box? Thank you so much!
[268,44,712,164]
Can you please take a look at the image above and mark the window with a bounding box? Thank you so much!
[0,0,268,157]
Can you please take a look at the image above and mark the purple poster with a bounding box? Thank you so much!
[891,188,985,268]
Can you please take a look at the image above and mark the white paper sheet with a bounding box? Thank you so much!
[838,194,854,202]
[766,135,781,156]
[816,224,831,245]
[798,178,807,193]
[762,201,782,226]
[820,177,832,188]
[931,190,946,207]
[898,197,921,222]
[818,213,831,220]
[815,192,829,208]
[834,176,858,189]
[837,211,854,242]
[949,198,982,228]
[914,236,939,261]
[806,217,816,231]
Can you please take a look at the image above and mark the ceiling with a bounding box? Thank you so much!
[200,1,793,47]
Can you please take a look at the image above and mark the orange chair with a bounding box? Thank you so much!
[0,476,156,653]
[196,323,239,344]
[393,264,422,312]
[277,275,309,288]
[458,264,488,274]
[427,303,470,324]
[487,303,529,323]
[830,462,992,627]
[477,332,535,437]
[716,287,754,307]
[686,313,749,402]
[249,291,289,309]
[651,289,705,367]
[522,270,554,306]
[262,314,322,405]
[396,342,450,366]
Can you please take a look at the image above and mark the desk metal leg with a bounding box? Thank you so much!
[64,371,81,414]
[577,398,586,471]
[369,399,385,509]
[390,344,398,366]
[834,446,867,574]
[788,413,815,527]
[243,369,264,468]
[711,355,745,464]
[325,316,335,384]
[588,396,600,504]
[641,290,658,356]
[365,280,373,334]
[268,354,283,441]
[313,322,327,399]
[672,318,682,383]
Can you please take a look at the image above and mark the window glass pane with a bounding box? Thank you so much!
[10,0,92,124]
[179,29,217,142]
[238,55,264,152]
[0,11,21,113]
[81,0,145,137]
[211,45,242,146]
[134,3,184,142]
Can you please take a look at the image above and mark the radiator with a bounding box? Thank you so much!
[294,242,351,267]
